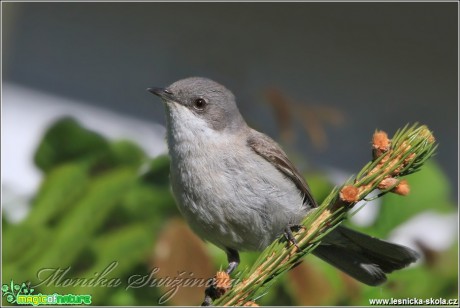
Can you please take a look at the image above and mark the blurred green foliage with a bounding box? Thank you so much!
[3,117,179,305]
[2,117,458,306]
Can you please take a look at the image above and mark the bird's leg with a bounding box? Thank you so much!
[284,224,303,250]
[225,248,240,274]
[202,248,240,306]
[202,287,215,306]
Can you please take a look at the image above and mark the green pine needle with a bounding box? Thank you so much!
[213,123,437,306]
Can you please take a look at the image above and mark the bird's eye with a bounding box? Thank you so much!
[193,98,207,110]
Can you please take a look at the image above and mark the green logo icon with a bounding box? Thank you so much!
[2,280,34,304]
[2,280,92,306]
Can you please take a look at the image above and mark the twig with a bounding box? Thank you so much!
[213,123,437,306]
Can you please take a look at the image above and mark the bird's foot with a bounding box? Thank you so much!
[201,271,232,306]
[284,224,303,251]
[202,249,238,305]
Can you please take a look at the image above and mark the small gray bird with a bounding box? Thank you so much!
[148,77,419,289]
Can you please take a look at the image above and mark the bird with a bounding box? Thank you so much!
[147,77,419,297]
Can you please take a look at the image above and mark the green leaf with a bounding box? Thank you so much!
[141,155,170,187]
[2,222,52,267]
[107,288,138,306]
[26,163,89,226]
[71,223,157,301]
[27,167,138,288]
[34,117,110,172]
[90,140,150,178]
[120,184,178,221]
[109,140,147,167]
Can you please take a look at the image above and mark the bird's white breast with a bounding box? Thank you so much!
[164,103,306,251]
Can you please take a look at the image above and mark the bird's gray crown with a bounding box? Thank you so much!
[165,77,246,132]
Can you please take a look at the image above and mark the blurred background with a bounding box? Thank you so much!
[2,2,458,306]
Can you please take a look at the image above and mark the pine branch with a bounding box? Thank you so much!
[212,123,437,306]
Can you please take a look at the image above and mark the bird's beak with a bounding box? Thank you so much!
[147,87,174,101]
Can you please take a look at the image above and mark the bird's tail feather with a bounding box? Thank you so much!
[312,226,420,286]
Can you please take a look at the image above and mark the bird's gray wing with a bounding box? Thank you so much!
[247,129,318,208]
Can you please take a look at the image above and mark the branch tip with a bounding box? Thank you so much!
[339,185,360,203]
[372,130,391,158]
[392,179,410,196]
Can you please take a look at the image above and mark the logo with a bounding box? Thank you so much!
[2,280,92,306]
